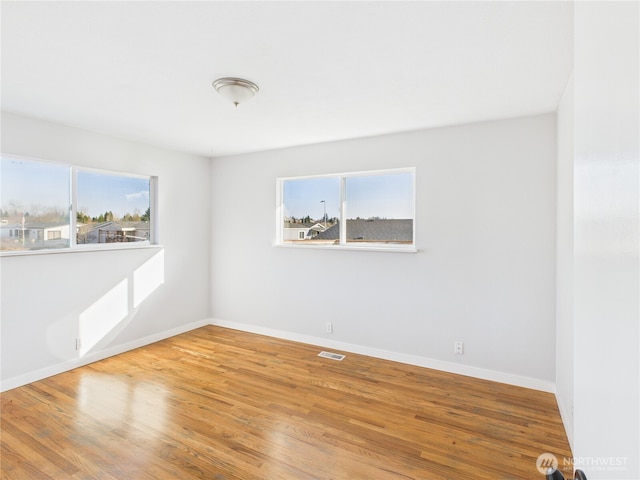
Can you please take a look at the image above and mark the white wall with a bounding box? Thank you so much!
[211,114,557,389]
[556,73,575,450]
[0,112,212,390]
[571,2,639,478]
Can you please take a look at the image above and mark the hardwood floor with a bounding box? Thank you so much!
[1,326,572,479]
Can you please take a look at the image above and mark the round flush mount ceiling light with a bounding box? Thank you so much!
[212,77,259,107]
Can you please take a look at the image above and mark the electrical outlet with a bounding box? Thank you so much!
[75,337,82,351]
[326,322,333,334]
[454,341,464,355]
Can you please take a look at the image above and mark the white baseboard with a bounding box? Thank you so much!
[2,317,556,394]
[0,318,211,392]
[208,318,556,393]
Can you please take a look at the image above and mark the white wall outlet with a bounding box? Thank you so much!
[326,322,333,334]
[75,337,82,351]
[454,341,464,355]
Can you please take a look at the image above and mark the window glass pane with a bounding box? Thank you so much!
[1,157,70,251]
[344,172,414,244]
[282,176,339,244]
[77,170,150,244]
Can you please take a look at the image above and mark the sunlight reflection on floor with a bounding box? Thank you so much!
[77,374,168,439]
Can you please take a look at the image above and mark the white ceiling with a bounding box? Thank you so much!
[1,1,573,158]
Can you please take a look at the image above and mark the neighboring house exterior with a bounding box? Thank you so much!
[313,219,413,243]
[77,221,150,244]
[282,222,327,241]
[0,222,70,250]
[1,221,150,250]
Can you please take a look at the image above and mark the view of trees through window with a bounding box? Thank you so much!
[1,157,71,251]
[76,170,151,245]
[279,169,415,248]
[1,156,152,252]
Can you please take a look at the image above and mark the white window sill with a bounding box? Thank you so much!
[274,243,418,253]
[0,243,163,257]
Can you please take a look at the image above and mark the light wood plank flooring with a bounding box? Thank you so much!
[1,326,572,479]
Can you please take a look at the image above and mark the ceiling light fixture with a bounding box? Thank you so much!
[212,77,259,107]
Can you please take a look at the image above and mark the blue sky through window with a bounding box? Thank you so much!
[1,157,149,219]
[283,176,340,220]
[345,173,413,219]
[282,171,413,221]
[77,170,149,218]
[1,158,69,215]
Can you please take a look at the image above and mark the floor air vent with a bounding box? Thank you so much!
[318,351,345,361]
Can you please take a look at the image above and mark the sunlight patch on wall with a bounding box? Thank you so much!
[133,250,165,308]
[79,279,128,356]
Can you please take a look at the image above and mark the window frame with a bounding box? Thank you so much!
[1,154,159,256]
[276,167,416,253]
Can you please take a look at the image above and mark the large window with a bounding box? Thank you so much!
[277,168,415,251]
[1,155,156,253]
